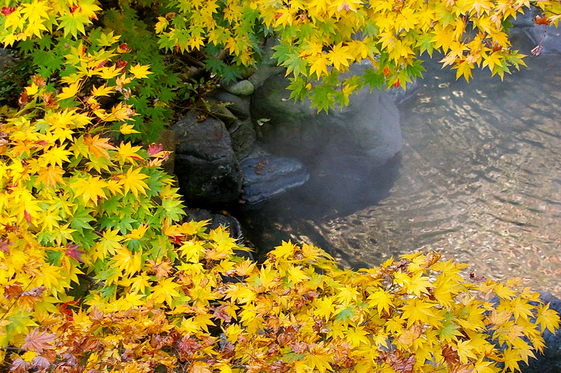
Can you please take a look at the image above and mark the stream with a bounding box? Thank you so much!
[236,30,561,298]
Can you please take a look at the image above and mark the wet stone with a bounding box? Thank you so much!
[240,151,309,204]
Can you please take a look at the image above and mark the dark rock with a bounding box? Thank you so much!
[153,128,176,175]
[520,292,561,373]
[228,118,257,161]
[240,148,309,204]
[206,99,238,128]
[0,48,11,70]
[171,110,242,206]
[251,64,402,171]
[214,91,251,119]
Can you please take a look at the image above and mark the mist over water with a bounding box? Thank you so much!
[237,32,561,298]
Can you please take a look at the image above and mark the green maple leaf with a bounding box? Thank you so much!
[310,84,336,113]
[69,206,94,234]
[336,306,355,323]
[58,13,89,38]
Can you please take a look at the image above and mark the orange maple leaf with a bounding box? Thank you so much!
[83,134,116,160]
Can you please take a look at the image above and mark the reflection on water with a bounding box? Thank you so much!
[237,33,561,298]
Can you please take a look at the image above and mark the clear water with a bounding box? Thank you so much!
[237,33,561,298]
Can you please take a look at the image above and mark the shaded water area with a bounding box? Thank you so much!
[237,33,561,298]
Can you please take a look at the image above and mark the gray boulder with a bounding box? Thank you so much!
[171,110,242,206]
[224,79,255,96]
[250,65,402,171]
[240,149,310,204]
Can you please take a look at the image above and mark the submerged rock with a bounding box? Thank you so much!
[171,110,242,206]
[240,148,309,204]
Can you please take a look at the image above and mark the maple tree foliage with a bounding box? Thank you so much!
[1,0,561,372]
[1,0,561,112]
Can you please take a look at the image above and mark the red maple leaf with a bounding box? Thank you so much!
[147,143,164,156]
[534,14,551,26]
[65,244,84,263]
[1,6,17,16]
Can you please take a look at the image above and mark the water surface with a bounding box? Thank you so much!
[238,33,561,298]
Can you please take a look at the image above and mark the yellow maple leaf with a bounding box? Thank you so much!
[536,304,561,334]
[272,240,297,260]
[235,259,256,277]
[405,271,433,297]
[40,145,71,166]
[304,348,334,373]
[91,84,115,97]
[57,81,82,101]
[224,283,256,304]
[124,224,148,241]
[111,246,142,277]
[401,299,437,327]
[327,43,353,71]
[455,339,478,364]
[287,265,310,284]
[309,54,329,79]
[21,0,50,24]
[129,64,152,79]
[97,65,121,80]
[119,123,140,135]
[149,277,182,306]
[73,175,108,205]
[336,285,359,305]
[25,83,39,96]
[345,325,370,347]
[314,296,336,320]
[190,361,212,373]
[99,103,133,122]
[116,142,143,165]
[367,289,394,315]
[121,167,148,197]
[178,241,206,263]
[129,272,151,294]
